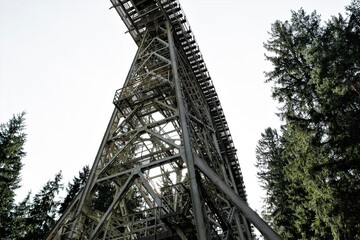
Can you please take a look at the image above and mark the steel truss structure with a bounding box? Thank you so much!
[47,0,281,239]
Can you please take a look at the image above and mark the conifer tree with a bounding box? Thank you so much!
[257,1,360,239]
[0,112,26,237]
[59,165,89,214]
[20,172,63,240]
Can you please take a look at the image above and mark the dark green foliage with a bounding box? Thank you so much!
[257,1,360,239]
[0,112,26,238]
[8,192,31,239]
[91,181,115,212]
[20,172,63,240]
[0,114,67,239]
[256,128,297,238]
[59,165,90,214]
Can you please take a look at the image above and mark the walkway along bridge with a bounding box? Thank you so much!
[47,1,281,239]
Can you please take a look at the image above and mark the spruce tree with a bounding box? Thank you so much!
[257,1,360,239]
[59,165,89,214]
[0,112,26,238]
[21,172,63,240]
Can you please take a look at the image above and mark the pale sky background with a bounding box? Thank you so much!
[0,0,349,218]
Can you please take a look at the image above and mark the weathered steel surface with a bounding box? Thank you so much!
[46,1,281,239]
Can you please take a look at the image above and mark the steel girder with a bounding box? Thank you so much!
[46,1,281,239]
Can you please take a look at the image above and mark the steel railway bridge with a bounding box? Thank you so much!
[47,0,281,239]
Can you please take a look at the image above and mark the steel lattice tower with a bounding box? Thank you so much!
[47,1,280,239]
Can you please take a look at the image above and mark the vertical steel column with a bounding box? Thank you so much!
[166,21,207,240]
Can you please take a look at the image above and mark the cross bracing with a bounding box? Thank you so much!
[46,0,281,239]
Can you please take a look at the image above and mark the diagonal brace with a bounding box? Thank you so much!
[194,157,282,240]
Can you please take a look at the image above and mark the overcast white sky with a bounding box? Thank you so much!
[0,0,349,215]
